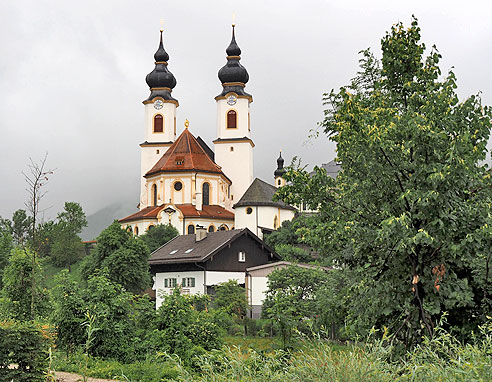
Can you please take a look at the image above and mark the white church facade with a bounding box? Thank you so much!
[119,25,296,237]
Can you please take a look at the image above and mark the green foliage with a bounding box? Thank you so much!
[275,244,312,262]
[0,320,49,382]
[264,219,300,248]
[275,17,492,343]
[140,223,179,253]
[57,202,88,235]
[263,265,329,347]
[9,209,33,246]
[81,221,151,293]
[153,288,223,363]
[0,231,13,289]
[213,279,248,318]
[51,270,86,352]
[1,247,48,320]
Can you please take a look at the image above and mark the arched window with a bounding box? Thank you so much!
[219,225,228,231]
[227,110,237,128]
[152,184,157,206]
[274,216,278,230]
[154,114,163,133]
[208,225,215,232]
[187,225,195,234]
[134,226,139,235]
[202,182,210,206]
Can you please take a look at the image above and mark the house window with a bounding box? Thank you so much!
[227,110,237,128]
[154,114,163,133]
[187,225,195,234]
[202,182,210,206]
[164,278,177,288]
[238,251,246,262]
[182,277,196,287]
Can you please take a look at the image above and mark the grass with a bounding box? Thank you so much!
[43,259,84,289]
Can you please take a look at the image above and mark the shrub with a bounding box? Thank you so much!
[0,321,49,382]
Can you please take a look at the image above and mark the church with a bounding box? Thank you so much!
[119,25,296,238]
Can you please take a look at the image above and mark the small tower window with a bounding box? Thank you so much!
[202,182,210,206]
[227,110,237,128]
[154,114,163,133]
[187,224,195,234]
[246,207,253,215]
[278,179,282,186]
[230,147,234,152]
[152,184,158,206]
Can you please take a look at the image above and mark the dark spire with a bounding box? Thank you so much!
[274,152,285,177]
[216,25,252,100]
[144,30,178,104]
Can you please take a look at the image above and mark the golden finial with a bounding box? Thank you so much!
[160,19,164,32]
[184,119,189,129]
[232,12,236,27]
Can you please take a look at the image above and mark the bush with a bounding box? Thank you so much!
[0,321,49,382]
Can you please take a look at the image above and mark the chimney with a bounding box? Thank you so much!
[196,192,202,211]
[195,225,207,242]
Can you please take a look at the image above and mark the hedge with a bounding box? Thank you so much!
[0,321,49,382]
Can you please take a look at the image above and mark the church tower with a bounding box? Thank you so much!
[139,29,178,209]
[213,24,254,203]
[274,152,286,188]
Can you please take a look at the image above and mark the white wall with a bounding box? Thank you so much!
[206,271,244,286]
[248,276,268,306]
[154,270,205,308]
[234,205,296,239]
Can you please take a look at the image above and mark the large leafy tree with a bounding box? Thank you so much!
[140,224,178,253]
[276,18,492,344]
[81,221,151,293]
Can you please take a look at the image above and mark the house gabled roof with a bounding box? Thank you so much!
[233,178,296,211]
[145,129,229,181]
[148,228,278,265]
[119,204,234,223]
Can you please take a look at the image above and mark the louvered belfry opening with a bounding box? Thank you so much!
[154,114,163,132]
[227,110,237,128]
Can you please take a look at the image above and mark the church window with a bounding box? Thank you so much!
[153,114,164,133]
[208,225,215,232]
[134,226,139,235]
[174,181,183,191]
[278,179,281,186]
[202,182,210,206]
[147,225,155,231]
[248,112,250,131]
[187,224,195,234]
[230,146,234,152]
[175,157,184,165]
[219,225,228,231]
[156,149,160,154]
[274,216,278,229]
[227,110,237,128]
[174,117,176,135]
[152,184,157,206]
[246,207,253,215]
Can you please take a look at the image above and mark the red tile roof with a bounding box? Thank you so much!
[146,129,227,178]
[119,204,234,223]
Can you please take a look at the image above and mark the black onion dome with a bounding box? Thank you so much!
[274,152,285,177]
[216,25,252,99]
[144,30,178,104]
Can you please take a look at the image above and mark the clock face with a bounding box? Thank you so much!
[226,95,237,106]
[153,99,164,110]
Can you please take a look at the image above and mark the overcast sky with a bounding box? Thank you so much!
[1,0,491,221]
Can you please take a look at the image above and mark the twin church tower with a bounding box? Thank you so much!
[120,25,262,235]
